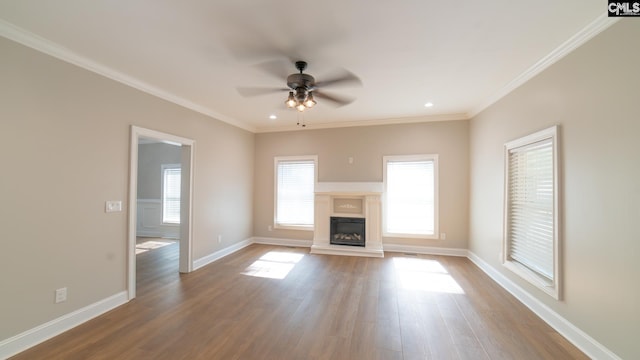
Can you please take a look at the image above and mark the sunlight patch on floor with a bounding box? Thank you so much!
[393,257,465,294]
[136,240,174,255]
[241,251,304,279]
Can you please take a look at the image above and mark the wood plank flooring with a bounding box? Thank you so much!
[11,244,587,359]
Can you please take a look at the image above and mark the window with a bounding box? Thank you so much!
[274,156,317,229]
[383,154,438,238]
[503,126,560,299]
[162,164,181,224]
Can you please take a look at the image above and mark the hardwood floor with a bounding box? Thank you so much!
[12,244,587,359]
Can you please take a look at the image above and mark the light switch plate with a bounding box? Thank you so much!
[105,200,122,213]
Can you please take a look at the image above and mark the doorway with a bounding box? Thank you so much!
[128,126,194,300]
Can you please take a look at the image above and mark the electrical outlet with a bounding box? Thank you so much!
[217,235,222,243]
[55,287,67,303]
[268,225,273,231]
[440,232,446,240]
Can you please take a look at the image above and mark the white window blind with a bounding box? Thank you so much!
[275,159,315,227]
[503,125,560,299]
[162,166,181,224]
[507,139,554,280]
[385,156,437,237]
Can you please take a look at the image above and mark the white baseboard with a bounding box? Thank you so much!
[0,291,128,359]
[383,243,468,257]
[192,238,253,271]
[467,251,621,360]
[252,237,313,248]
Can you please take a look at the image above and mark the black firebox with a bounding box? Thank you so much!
[330,217,365,247]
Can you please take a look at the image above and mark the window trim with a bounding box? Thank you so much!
[382,154,439,239]
[503,125,561,300]
[273,155,318,231]
[161,163,181,225]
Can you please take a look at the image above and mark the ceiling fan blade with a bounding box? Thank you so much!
[314,90,355,107]
[237,87,289,97]
[253,59,294,81]
[314,69,362,88]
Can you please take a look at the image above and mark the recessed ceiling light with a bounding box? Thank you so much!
[269,114,277,120]
[424,102,434,108]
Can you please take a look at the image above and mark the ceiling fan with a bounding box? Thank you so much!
[237,60,362,113]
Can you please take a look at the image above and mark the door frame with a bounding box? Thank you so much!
[128,125,195,300]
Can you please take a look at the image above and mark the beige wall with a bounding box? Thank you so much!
[0,37,254,340]
[469,20,640,359]
[254,121,469,249]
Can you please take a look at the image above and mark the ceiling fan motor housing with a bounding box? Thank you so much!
[287,73,315,92]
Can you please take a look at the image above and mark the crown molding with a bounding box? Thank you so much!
[0,19,256,133]
[468,14,621,118]
[255,112,469,133]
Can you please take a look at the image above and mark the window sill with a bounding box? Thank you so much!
[274,224,314,231]
[383,232,439,240]
[503,260,559,300]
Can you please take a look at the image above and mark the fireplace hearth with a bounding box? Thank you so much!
[330,217,365,247]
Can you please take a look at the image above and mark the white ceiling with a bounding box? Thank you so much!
[0,1,611,132]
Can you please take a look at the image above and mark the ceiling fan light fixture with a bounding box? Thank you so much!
[295,88,307,101]
[285,92,296,108]
[295,102,307,112]
[303,92,316,108]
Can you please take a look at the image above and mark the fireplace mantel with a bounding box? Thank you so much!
[311,182,384,258]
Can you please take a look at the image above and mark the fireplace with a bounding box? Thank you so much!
[312,183,383,257]
[330,217,365,247]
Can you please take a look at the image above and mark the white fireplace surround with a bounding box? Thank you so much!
[311,182,384,257]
